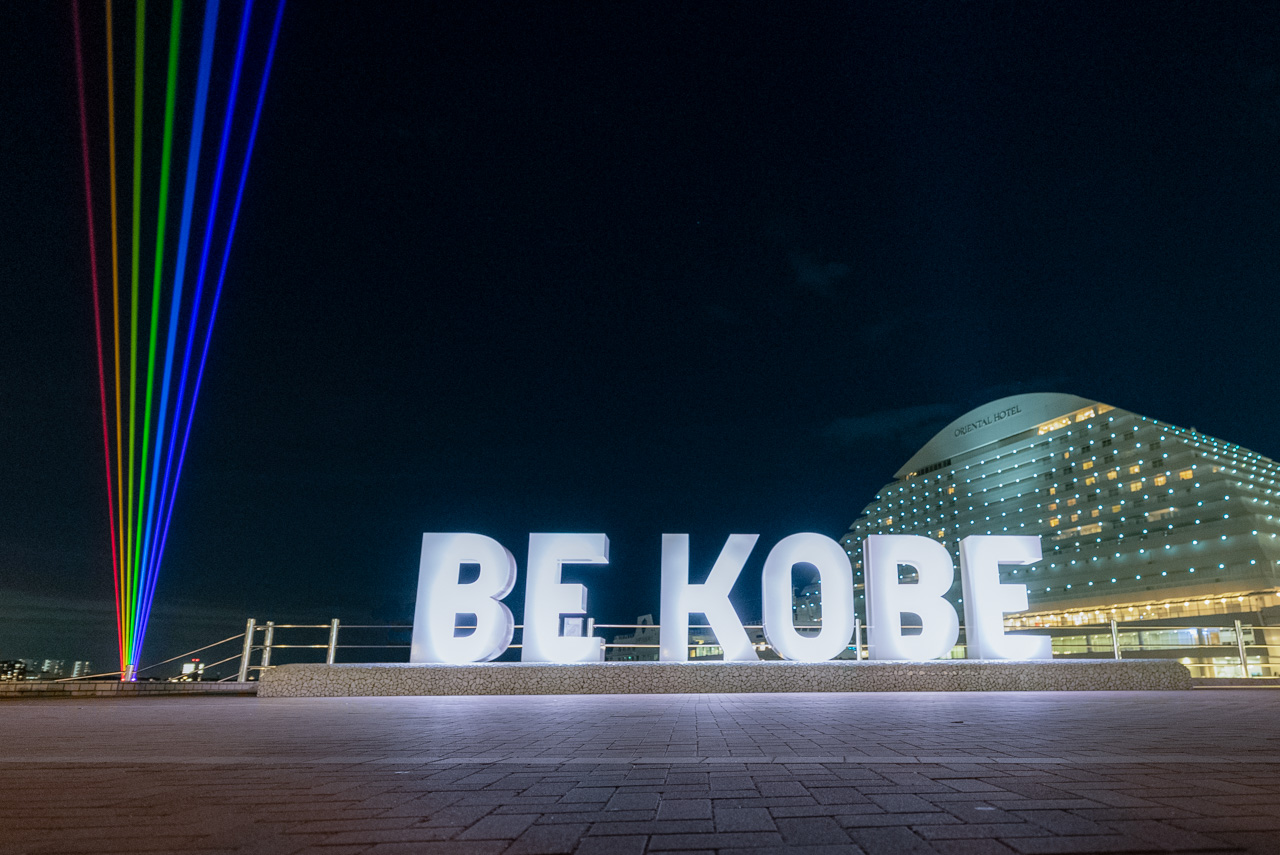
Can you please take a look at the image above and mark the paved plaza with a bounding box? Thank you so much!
[2,690,1280,854]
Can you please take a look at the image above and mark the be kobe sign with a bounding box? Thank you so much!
[410,532,1053,664]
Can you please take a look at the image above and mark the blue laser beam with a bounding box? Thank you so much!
[137,0,220,605]
[139,0,286,647]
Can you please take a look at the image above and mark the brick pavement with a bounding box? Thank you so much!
[1,690,1279,854]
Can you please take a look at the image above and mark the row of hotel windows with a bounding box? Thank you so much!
[862,413,1277,539]
[877,471,1204,530]
[852,513,1278,551]
[792,558,1273,602]
[1036,404,1114,435]
[883,450,1198,510]
[906,413,1274,506]
[1010,592,1279,628]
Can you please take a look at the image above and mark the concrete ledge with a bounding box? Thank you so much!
[259,659,1191,697]
[0,681,257,699]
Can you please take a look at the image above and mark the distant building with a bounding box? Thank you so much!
[842,393,1280,621]
[2,659,94,681]
[176,660,206,681]
[792,583,859,659]
[839,393,1280,675]
[0,661,27,681]
[607,615,659,660]
[606,614,773,660]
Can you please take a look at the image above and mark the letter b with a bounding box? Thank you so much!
[411,533,517,663]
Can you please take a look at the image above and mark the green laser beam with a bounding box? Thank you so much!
[133,0,182,649]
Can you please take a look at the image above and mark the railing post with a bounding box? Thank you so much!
[1110,619,1121,660]
[586,617,595,638]
[1234,619,1249,676]
[853,618,862,661]
[326,618,340,665]
[237,619,256,682]
[261,621,276,668]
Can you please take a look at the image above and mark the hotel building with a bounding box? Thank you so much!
[837,393,1280,673]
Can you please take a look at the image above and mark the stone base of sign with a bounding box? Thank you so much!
[258,659,1190,697]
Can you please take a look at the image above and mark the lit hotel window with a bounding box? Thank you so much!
[1085,476,1097,486]
[1091,509,1100,518]
[1153,475,1167,486]
[1107,469,1118,480]
[1111,504,1123,513]
[1038,417,1071,435]
[1049,518,1060,527]
[1129,465,1141,474]
[1082,461,1094,470]
[1070,513,1079,522]
[1179,469,1194,480]
[1067,497,1077,506]
[1130,482,1142,492]
[1048,502,1058,511]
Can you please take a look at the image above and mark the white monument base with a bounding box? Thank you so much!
[258,659,1191,697]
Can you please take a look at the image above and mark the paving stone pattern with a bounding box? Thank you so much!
[259,660,1192,697]
[0,681,255,699]
[2,690,1280,854]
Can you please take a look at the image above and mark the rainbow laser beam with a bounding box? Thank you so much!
[73,0,284,678]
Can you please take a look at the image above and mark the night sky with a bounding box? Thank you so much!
[4,1,1280,670]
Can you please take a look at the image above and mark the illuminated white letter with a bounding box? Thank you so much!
[864,534,959,660]
[959,535,1052,659]
[761,533,855,662]
[659,534,758,662]
[410,533,517,663]
[522,533,609,662]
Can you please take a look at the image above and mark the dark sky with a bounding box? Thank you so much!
[3,1,1280,670]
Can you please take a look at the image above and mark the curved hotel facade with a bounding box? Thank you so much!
[839,394,1280,636]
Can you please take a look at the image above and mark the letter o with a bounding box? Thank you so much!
[761,533,855,662]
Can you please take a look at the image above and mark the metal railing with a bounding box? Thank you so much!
[1038,618,1280,677]
[224,617,1280,679]
[31,617,1280,683]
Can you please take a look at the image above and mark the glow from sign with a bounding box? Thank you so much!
[959,535,1052,659]
[522,533,609,662]
[409,531,1049,665]
[761,533,855,662]
[863,534,960,660]
[659,534,757,662]
[411,533,517,663]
